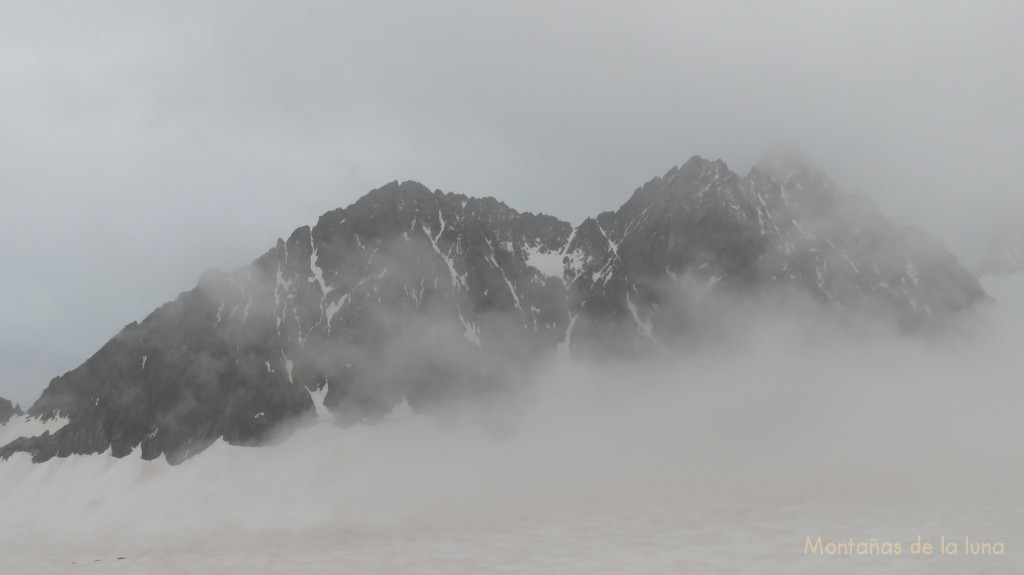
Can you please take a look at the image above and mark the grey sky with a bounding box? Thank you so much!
[2,0,1022,405]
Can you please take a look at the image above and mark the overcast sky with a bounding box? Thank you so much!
[1,0,1022,405]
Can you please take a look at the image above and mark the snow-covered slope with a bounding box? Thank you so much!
[0,413,68,447]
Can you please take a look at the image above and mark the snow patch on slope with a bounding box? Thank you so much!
[308,384,333,422]
[525,247,566,279]
[0,414,70,447]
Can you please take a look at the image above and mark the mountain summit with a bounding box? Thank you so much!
[1,156,986,463]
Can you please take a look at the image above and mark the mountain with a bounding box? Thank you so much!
[563,154,985,352]
[2,183,571,464]
[0,155,987,463]
[979,213,1024,277]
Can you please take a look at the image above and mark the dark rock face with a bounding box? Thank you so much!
[0,157,987,463]
[0,397,23,425]
[979,213,1024,277]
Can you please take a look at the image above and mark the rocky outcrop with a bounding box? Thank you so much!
[0,397,23,425]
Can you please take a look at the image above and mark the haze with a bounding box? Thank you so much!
[2,276,1023,572]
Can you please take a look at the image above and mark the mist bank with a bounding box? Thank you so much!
[1,276,1021,573]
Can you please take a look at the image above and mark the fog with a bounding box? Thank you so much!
[2,2,1024,571]
[1,275,1022,572]
[3,1,1024,405]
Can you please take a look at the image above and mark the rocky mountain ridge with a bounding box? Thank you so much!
[0,155,987,463]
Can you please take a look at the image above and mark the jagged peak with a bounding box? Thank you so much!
[671,155,731,179]
[564,216,611,253]
[340,180,536,226]
[359,179,436,204]
[681,154,710,169]
[745,160,771,178]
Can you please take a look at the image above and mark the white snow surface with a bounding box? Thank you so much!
[524,247,565,279]
[0,414,70,447]
[306,383,332,422]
